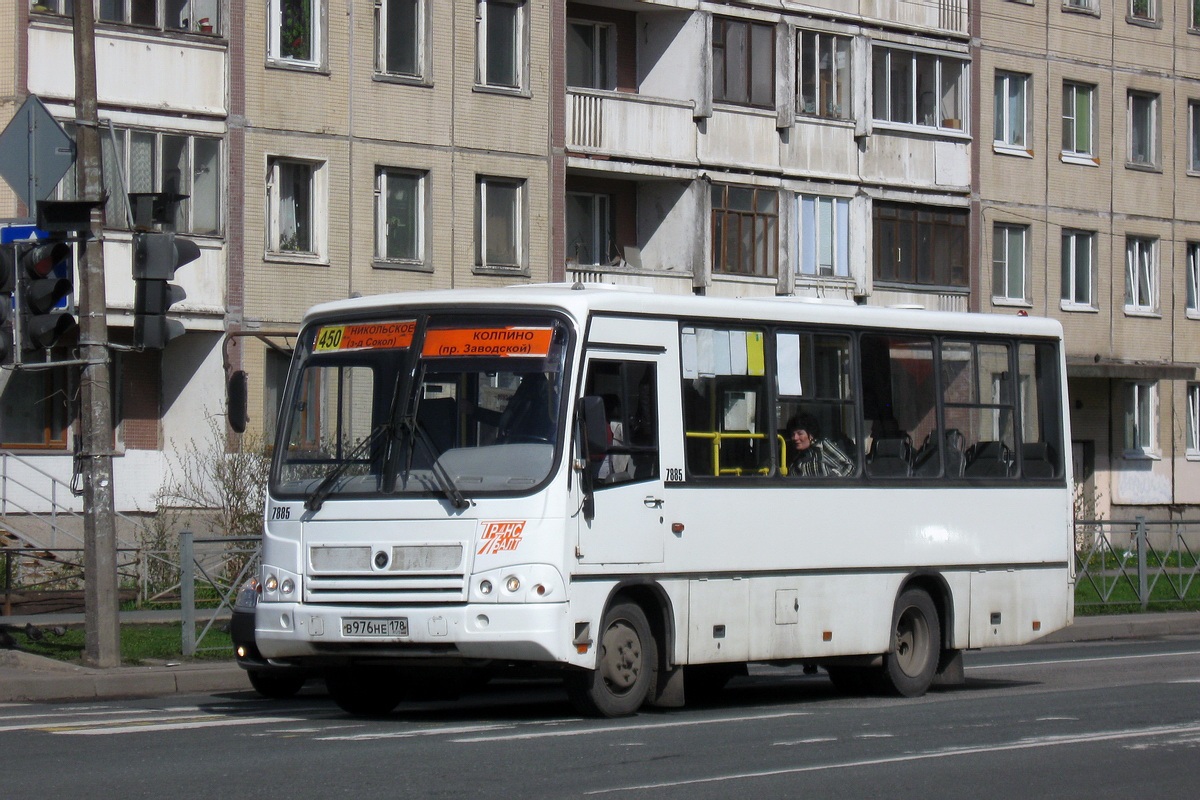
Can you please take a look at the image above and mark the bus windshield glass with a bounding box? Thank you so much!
[271,313,571,506]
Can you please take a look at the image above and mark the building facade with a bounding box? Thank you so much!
[1,0,1198,525]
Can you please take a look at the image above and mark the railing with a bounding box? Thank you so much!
[566,90,698,164]
[1,546,142,615]
[178,531,259,655]
[1075,518,1200,610]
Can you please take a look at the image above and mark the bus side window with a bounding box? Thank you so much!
[584,360,658,486]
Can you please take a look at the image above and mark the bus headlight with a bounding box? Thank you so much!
[470,565,564,603]
[264,574,278,592]
[260,568,300,602]
[479,579,493,595]
[281,578,295,595]
[505,576,521,593]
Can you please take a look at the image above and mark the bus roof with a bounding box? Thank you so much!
[301,283,1064,340]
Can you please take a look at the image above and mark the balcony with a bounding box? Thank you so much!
[567,90,698,167]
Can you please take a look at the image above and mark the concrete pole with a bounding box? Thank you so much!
[73,2,120,668]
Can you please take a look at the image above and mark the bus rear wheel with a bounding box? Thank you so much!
[326,667,406,716]
[882,589,940,697]
[565,602,657,718]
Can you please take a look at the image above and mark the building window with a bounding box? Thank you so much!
[1128,92,1159,167]
[798,194,849,278]
[1193,0,1200,28]
[1064,0,1098,9]
[1061,229,1095,309]
[1187,383,1200,457]
[476,0,526,90]
[476,176,524,270]
[567,19,616,90]
[1062,82,1095,159]
[269,0,321,64]
[712,16,775,109]
[1187,243,1200,317]
[1129,0,1156,21]
[1124,382,1158,457]
[566,192,613,267]
[797,30,851,120]
[57,124,221,235]
[267,158,324,257]
[1125,236,1157,313]
[1190,102,1200,172]
[375,168,425,265]
[711,184,779,278]
[0,367,70,450]
[994,71,1028,149]
[872,202,968,288]
[95,0,220,33]
[377,0,423,78]
[872,46,966,132]
[992,224,1028,302]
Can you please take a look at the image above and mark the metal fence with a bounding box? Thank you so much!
[1075,518,1200,610]
[178,531,260,655]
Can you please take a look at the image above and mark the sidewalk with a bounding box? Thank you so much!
[2,610,1199,704]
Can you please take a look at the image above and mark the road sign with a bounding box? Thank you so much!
[0,96,76,212]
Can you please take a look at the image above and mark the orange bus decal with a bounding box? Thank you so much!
[478,520,527,555]
[423,327,554,358]
[314,320,416,352]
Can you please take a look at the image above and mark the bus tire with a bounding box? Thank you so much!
[825,666,876,696]
[247,670,306,699]
[325,667,406,716]
[882,589,940,697]
[565,602,657,718]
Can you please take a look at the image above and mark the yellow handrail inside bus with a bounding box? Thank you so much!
[684,431,788,476]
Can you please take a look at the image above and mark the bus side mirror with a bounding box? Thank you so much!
[579,395,608,461]
[227,370,249,434]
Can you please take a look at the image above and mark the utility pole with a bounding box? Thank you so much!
[73,2,120,667]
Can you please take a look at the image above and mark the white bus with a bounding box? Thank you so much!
[252,285,1074,717]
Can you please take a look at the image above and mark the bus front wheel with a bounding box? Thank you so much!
[326,667,406,716]
[882,589,940,697]
[565,602,657,718]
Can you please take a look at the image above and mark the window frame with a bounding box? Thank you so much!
[1128,0,1157,23]
[268,0,323,68]
[797,194,850,279]
[89,0,221,34]
[566,191,614,267]
[796,29,852,121]
[871,45,967,133]
[374,167,427,269]
[566,18,617,91]
[1124,235,1158,314]
[992,223,1028,304]
[475,0,528,93]
[711,184,780,279]
[1189,101,1200,174]
[266,156,327,261]
[1187,242,1200,319]
[1062,81,1096,163]
[1124,381,1159,458]
[872,202,969,290]
[994,71,1029,152]
[475,175,526,272]
[375,0,426,81]
[1127,91,1160,169]
[1060,229,1096,311]
[712,15,776,110]
[1187,383,1200,459]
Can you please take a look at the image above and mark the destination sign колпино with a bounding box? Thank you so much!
[422,327,553,358]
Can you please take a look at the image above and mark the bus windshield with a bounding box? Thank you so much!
[271,313,571,507]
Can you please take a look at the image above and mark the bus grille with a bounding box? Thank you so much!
[305,543,467,604]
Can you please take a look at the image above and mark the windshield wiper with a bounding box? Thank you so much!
[304,423,393,512]
[400,415,469,510]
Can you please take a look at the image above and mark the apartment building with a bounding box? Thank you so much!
[978,0,1200,518]
[2,0,1197,521]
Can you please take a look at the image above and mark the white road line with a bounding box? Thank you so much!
[773,737,837,746]
[318,723,515,741]
[967,649,1200,670]
[585,723,1200,795]
[453,711,811,743]
[52,716,308,735]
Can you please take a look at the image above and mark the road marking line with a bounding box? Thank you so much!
[773,737,837,746]
[585,723,1200,794]
[968,649,1200,670]
[453,712,811,743]
[318,723,515,741]
[52,716,307,735]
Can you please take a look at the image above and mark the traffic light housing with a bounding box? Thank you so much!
[132,231,199,350]
[14,238,78,353]
[1,245,13,364]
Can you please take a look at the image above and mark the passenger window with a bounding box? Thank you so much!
[776,331,858,477]
[942,340,1017,478]
[681,326,771,477]
[860,334,936,478]
[1017,342,1063,479]
[583,360,658,486]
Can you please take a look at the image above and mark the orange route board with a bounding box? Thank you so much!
[314,320,416,351]
[422,327,554,358]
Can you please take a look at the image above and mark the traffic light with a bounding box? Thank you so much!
[1,244,13,364]
[132,231,199,350]
[16,238,77,352]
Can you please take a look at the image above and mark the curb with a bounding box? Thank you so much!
[0,651,250,703]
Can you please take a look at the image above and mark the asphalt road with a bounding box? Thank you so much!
[1,637,1198,799]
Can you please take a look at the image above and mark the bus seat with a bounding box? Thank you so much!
[416,397,457,454]
[868,436,912,477]
[964,440,1012,477]
[1021,442,1055,478]
[915,429,966,477]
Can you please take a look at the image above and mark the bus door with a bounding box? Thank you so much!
[577,351,667,565]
